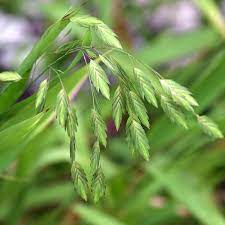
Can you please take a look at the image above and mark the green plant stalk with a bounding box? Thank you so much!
[194,0,225,38]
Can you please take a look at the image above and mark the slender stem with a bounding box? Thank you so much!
[81,51,97,109]
[93,46,164,79]
[50,67,65,91]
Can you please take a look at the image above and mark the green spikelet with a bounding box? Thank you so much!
[71,162,89,201]
[89,60,110,99]
[134,68,158,107]
[129,91,150,128]
[0,71,21,82]
[70,137,76,162]
[160,79,198,112]
[198,115,224,139]
[35,79,48,113]
[126,116,150,161]
[161,95,188,129]
[66,107,78,138]
[56,89,78,137]
[99,55,118,73]
[56,90,68,129]
[91,108,107,147]
[91,167,106,203]
[70,15,122,49]
[112,86,125,130]
[90,141,101,173]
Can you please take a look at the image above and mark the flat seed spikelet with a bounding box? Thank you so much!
[66,107,78,137]
[56,89,78,137]
[99,55,118,73]
[129,91,150,128]
[134,68,158,107]
[0,71,21,82]
[91,168,106,203]
[56,90,68,129]
[70,15,102,27]
[112,86,125,130]
[94,24,122,49]
[71,162,89,201]
[198,116,224,139]
[70,137,76,162]
[91,108,107,147]
[89,60,110,99]
[126,116,150,161]
[161,95,188,129]
[90,141,101,173]
[70,15,122,49]
[35,79,48,113]
[160,79,198,112]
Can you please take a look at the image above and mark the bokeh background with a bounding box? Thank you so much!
[0,0,225,225]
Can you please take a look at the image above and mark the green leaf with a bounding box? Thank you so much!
[92,108,107,147]
[148,163,225,225]
[90,141,101,173]
[75,204,127,225]
[55,40,81,54]
[35,79,48,113]
[161,79,198,112]
[134,68,158,107]
[129,91,150,128]
[0,60,88,173]
[192,50,225,112]
[91,168,106,203]
[0,113,45,173]
[198,115,223,139]
[112,86,125,130]
[161,95,188,129]
[126,116,150,161]
[71,162,89,201]
[0,71,21,83]
[136,27,220,67]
